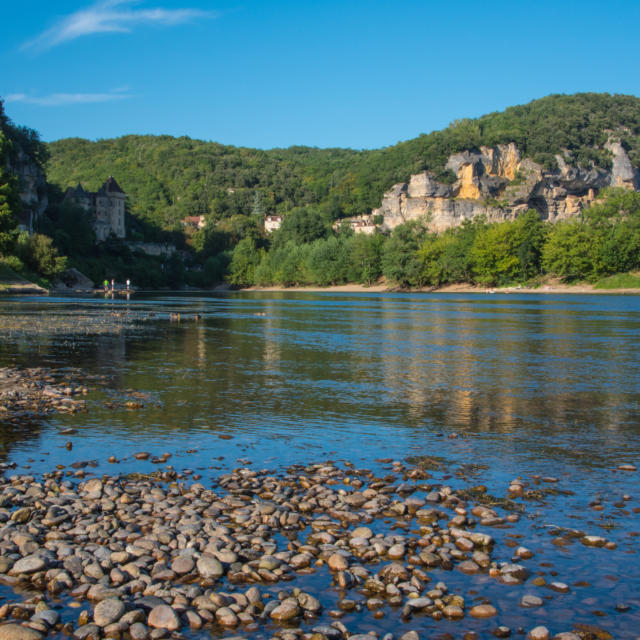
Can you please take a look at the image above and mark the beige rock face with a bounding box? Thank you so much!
[349,140,639,234]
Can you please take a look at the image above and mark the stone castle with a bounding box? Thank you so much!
[65,177,126,241]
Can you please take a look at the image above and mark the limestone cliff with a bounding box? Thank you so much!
[9,146,48,232]
[349,141,639,233]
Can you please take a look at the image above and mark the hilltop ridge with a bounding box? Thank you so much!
[46,93,640,234]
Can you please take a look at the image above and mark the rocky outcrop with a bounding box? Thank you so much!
[358,141,639,233]
[8,147,48,233]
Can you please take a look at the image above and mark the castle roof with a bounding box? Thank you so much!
[98,176,125,195]
[65,183,91,200]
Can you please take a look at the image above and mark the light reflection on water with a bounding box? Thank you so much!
[0,292,638,476]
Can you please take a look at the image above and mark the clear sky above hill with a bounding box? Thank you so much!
[2,0,640,149]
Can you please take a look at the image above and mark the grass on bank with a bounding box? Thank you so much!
[593,272,640,289]
[0,260,51,290]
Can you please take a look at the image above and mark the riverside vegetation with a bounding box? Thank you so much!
[2,93,640,289]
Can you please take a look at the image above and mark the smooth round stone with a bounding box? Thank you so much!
[366,598,384,610]
[457,560,480,574]
[147,605,180,631]
[351,527,373,539]
[258,556,280,571]
[31,610,60,627]
[9,555,46,575]
[388,544,405,559]
[94,599,125,627]
[196,555,223,579]
[618,464,637,471]
[527,627,550,640]
[499,564,528,580]
[72,624,100,640]
[516,546,534,559]
[549,582,570,593]
[0,625,43,640]
[456,537,474,553]
[581,536,606,547]
[129,623,148,640]
[171,556,194,575]
[399,633,419,640]
[553,634,581,640]
[443,605,465,619]
[215,549,237,564]
[298,593,321,612]
[83,479,103,494]
[270,600,300,622]
[338,599,356,611]
[469,604,497,618]
[327,553,348,571]
[406,597,432,609]
[215,607,238,627]
[520,595,543,608]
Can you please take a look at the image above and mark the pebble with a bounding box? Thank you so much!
[147,605,179,631]
[270,600,300,622]
[469,604,497,618]
[196,555,223,579]
[0,625,43,640]
[527,626,550,640]
[0,457,624,640]
[520,595,543,608]
[93,599,125,627]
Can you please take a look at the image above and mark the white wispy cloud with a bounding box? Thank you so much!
[5,88,133,107]
[23,0,211,52]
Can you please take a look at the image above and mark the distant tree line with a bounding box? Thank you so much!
[224,189,640,289]
[46,93,640,235]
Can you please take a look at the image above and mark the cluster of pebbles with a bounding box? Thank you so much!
[0,459,613,640]
[0,368,88,421]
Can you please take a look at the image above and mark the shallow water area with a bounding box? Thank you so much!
[0,291,639,639]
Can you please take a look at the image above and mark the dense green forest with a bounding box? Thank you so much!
[3,93,640,289]
[47,93,640,232]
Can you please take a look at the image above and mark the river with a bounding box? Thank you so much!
[0,291,639,638]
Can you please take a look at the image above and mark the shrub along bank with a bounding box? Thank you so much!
[226,189,640,289]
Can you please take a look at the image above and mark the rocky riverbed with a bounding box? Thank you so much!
[0,457,632,640]
[0,368,89,422]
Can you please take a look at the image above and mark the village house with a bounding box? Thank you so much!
[65,176,126,242]
[333,216,377,235]
[264,215,284,233]
[181,215,206,231]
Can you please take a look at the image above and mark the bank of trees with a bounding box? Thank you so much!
[46,93,640,232]
[225,189,640,289]
[0,99,68,283]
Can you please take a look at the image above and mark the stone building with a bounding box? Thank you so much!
[264,215,284,233]
[65,176,126,241]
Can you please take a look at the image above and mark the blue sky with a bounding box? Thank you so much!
[2,0,640,149]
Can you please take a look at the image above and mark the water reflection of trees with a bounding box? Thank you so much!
[2,294,639,460]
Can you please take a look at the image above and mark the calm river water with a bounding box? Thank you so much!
[1,291,639,638]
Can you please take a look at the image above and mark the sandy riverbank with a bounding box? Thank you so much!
[246,282,640,295]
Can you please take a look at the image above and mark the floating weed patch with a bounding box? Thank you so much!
[523,486,575,501]
[405,455,447,470]
[457,487,525,513]
[455,462,490,480]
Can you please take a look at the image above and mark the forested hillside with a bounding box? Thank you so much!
[47,93,640,233]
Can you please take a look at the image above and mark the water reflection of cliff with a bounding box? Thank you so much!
[376,297,639,437]
[2,293,638,458]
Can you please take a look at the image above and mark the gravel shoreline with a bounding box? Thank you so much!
[0,457,627,640]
